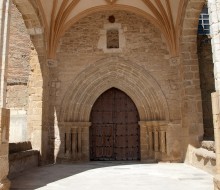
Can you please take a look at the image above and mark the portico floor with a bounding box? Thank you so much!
[10,162,213,190]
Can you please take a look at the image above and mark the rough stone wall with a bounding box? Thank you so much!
[8,3,31,84]
[197,35,214,140]
[7,3,32,142]
[50,11,189,162]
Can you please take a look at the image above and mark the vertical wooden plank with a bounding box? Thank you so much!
[90,88,140,161]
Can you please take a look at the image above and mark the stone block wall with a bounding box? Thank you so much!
[180,0,205,151]
[7,3,32,143]
[47,10,201,162]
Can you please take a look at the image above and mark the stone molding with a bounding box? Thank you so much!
[59,57,170,122]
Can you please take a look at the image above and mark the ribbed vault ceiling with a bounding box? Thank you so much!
[17,0,193,58]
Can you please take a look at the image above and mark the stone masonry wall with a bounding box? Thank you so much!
[198,35,215,140]
[8,3,31,84]
[180,0,205,152]
[49,11,190,162]
[7,3,32,142]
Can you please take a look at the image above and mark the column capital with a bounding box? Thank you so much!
[61,122,92,130]
[139,120,168,127]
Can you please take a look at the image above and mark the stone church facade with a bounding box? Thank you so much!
[0,0,220,189]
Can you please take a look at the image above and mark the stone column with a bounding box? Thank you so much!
[0,0,11,189]
[208,0,220,189]
[139,121,168,162]
[139,121,149,161]
[60,122,91,162]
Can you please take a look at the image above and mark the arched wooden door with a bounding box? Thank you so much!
[90,88,140,161]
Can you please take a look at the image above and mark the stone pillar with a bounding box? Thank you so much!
[0,0,11,189]
[139,121,149,161]
[208,0,220,189]
[139,121,168,162]
[60,122,91,162]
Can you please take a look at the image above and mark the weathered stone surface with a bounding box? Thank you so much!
[9,150,39,178]
[7,3,32,143]
[9,141,32,154]
[185,145,216,175]
[8,3,31,84]
[202,140,216,152]
[180,0,206,149]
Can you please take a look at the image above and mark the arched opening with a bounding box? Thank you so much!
[90,88,140,161]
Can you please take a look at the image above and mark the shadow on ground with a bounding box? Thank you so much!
[10,161,145,190]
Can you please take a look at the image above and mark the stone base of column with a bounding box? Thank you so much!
[0,178,10,190]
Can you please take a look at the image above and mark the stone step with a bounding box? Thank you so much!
[185,142,216,175]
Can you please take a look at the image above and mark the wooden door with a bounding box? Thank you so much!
[90,88,140,161]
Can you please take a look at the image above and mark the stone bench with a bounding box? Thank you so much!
[8,142,39,178]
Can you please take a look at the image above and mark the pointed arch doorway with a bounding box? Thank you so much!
[90,88,140,161]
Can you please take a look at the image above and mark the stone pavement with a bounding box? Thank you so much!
[10,162,213,190]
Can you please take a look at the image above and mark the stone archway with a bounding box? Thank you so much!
[58,57,169,162]
[59,57,169,122]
